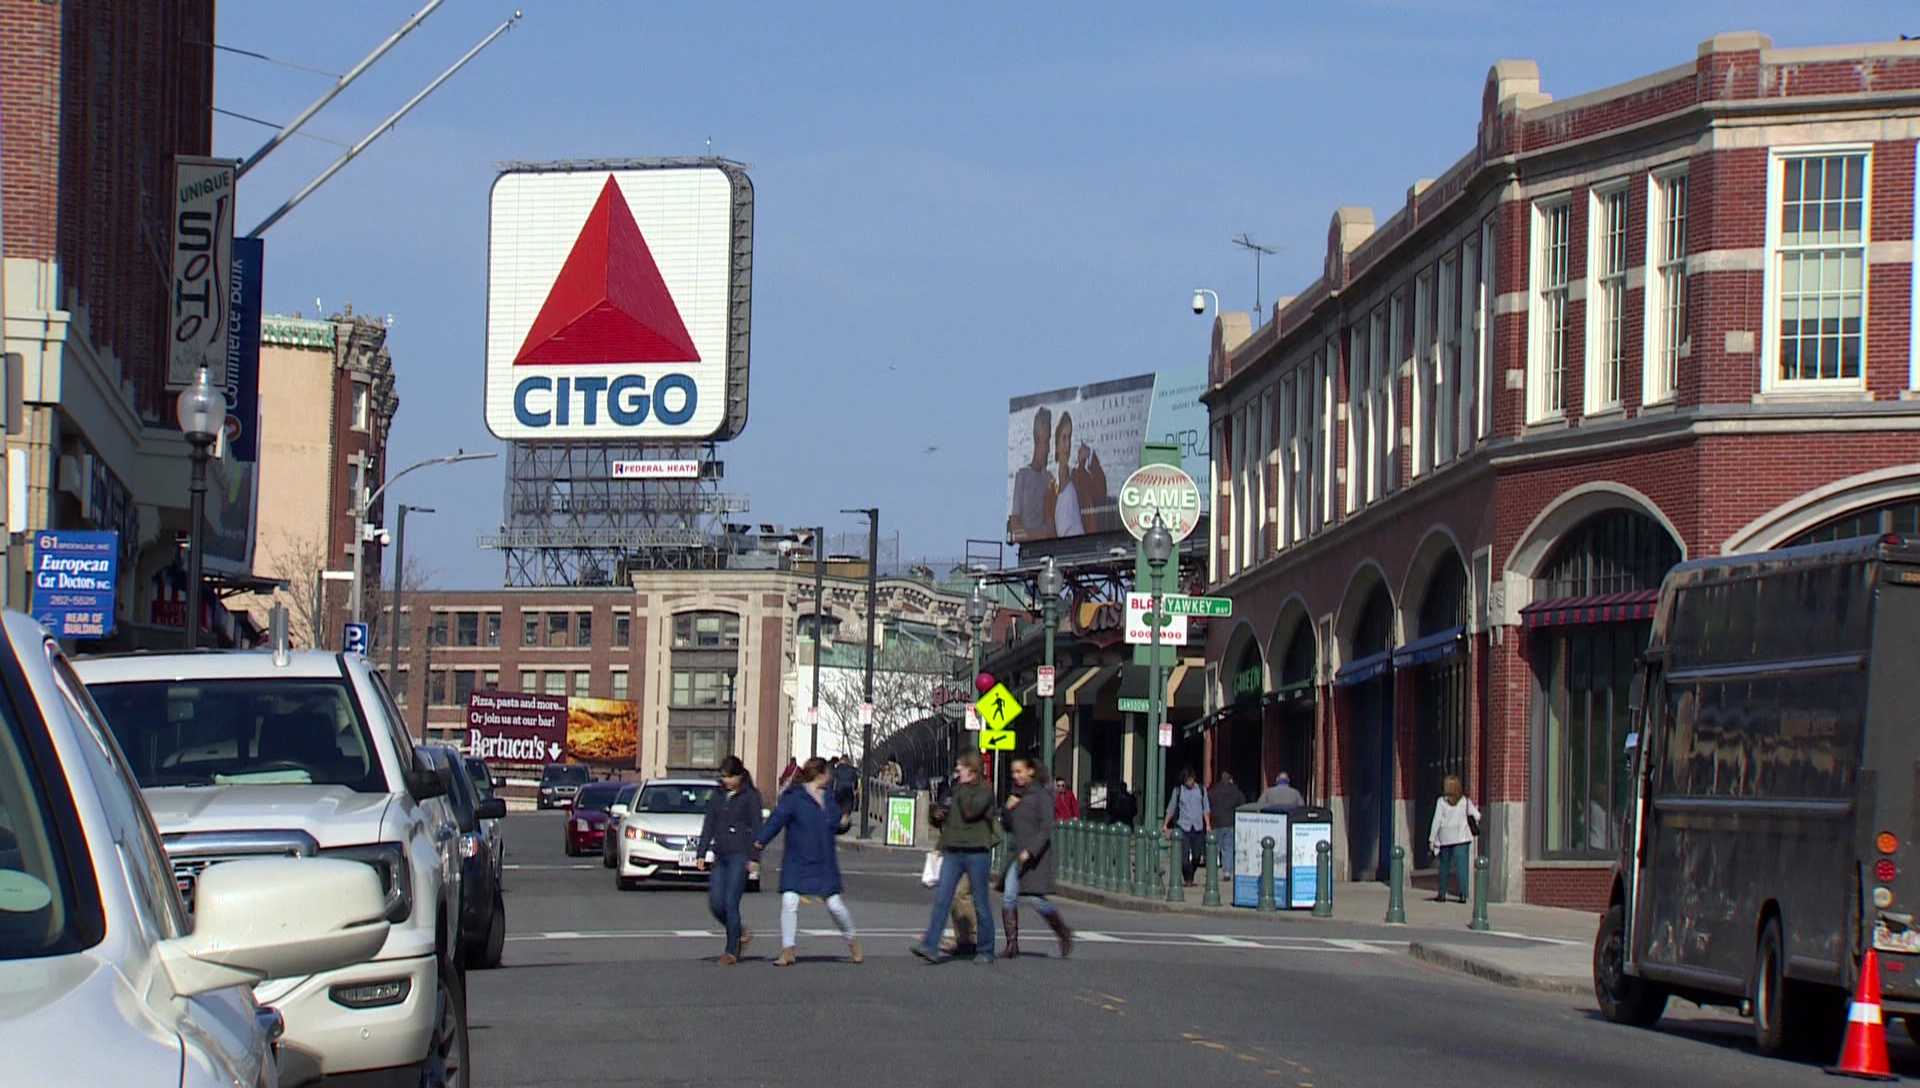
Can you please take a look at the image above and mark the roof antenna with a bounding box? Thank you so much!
[1231,233,1280,317]
[705,135,712,156]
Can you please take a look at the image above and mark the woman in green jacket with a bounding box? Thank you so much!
[910,752,998,964]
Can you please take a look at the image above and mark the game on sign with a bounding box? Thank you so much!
[975,682,1023,730]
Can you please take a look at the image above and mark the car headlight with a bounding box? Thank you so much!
[321,842,412,923]
[575,818,592,832]
[624,825,640,841]
[460,832,480,860]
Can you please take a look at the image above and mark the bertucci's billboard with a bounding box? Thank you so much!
[484,160,754,441]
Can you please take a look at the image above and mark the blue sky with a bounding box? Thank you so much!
[212,2,1913,587]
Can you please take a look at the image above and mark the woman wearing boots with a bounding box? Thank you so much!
[754,757,863,966]
[1000,754,1073,958]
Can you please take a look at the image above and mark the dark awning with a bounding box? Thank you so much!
[1334,649,1393,687]
[1520,589,1658,628]
[1069,664,1121,706]
[1264,678,1316,706]
[1392,625,1465,667]
[1170,664,1204,709]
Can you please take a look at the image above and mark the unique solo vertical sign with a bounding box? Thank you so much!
[169,157,237,389]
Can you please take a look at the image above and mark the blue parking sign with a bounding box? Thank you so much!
[342,622,369,655]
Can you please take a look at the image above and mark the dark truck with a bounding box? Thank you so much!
[1595,534,1920,1058]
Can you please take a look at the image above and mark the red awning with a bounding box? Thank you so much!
[1520,589,1658,628]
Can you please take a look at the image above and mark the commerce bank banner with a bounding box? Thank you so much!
[466,689,639,766]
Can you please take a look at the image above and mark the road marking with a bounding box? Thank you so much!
[504,864,600,871]
[1196,935,1262,948]
[1325,938,1387,954]
[504,928,1417,954]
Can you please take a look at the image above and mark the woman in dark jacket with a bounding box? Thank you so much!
[753,757,861,966]
[694,755,763,965]
[1001,754,1072,958]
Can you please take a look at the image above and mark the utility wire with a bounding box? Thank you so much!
[191,40,344,79]
[213,107,352,149]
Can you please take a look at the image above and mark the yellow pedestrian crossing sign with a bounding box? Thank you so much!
[979,727,1015,752]
[975,682,1022,730]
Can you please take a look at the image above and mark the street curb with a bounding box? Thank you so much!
[836,837,919,855]
[1406,940,1590,996]
[1054,881,1275,918]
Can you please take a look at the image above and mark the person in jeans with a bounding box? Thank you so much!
[911,751,997,964]
[1001,755,1072,958]
[1207,771,1245,882]
[1163,766,1212,886]
[1428,774,1481,904]
[755,758,862,965]
[694,755,763,965]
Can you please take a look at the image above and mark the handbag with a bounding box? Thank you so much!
[920,850,943,888]
[1466,812,1482,837]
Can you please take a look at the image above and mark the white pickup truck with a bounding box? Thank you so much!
[74,648,469,1088]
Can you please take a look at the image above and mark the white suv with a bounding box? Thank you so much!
[0,611,391,1087]
[75,648,468,1087]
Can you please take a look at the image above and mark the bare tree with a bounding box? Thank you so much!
[250,529,430,650]
[815,640,960,766]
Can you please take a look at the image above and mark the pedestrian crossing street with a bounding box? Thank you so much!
[505,927,1408,954]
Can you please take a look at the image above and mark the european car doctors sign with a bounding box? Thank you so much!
[1117,463,1201,542]
[484,161,755,441]
[31,530,118,639]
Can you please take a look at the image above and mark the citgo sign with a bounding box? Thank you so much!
[1117,463,1201,542]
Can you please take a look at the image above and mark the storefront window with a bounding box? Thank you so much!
[1787,498,1920,545]
[1538,623,1644,858]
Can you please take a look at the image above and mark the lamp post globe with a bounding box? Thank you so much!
[1037,556,1062,600]
[1144,514,1174,571]
[966,580,988,626]
[175,366,219,650]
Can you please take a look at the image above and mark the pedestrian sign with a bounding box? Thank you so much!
[974,682,1023,730]
[978,727,1015,752]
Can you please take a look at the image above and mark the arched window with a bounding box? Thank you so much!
[1786,498,1920,546]
[1536,510,1681,599]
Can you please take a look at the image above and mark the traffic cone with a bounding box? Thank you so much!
[1828,948,1896,1081]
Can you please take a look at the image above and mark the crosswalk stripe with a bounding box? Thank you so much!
[501,928,1417,954]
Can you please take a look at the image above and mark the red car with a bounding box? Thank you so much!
[564,781,626,856]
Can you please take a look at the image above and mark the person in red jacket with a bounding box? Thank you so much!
[1054,779,1082,821]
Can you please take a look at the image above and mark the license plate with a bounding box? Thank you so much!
[678,848,698,868]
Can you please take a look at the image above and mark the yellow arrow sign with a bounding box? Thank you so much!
[979,728,1016,752]
[974,682,1023,730]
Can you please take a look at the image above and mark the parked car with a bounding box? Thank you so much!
[75,647,470,1087]
[0,611,390,1087]
[564,781,623,857]
[601,782,638,868]
[537,763,588,809]
[614,777,760,892]
[421,747,507,970]
[465,755,507,886]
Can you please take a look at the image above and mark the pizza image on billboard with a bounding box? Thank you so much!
[566,697,639,765]
[485,160,754,441]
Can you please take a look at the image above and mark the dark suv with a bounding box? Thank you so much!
[538,762,589,809]
[421,746,508,970]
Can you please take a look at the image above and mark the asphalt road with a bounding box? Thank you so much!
[468,812,1920,1087]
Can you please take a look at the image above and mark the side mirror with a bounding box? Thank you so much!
[407,767,447,802]
[475,798,507,821]
[610,803,629,818]
[157,858,389,998]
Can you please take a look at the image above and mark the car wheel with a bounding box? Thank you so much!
[602,844,615,869]
[419,955,469,1087]
[1593,904,1666,1027]
[747,878,761,894]
[478,895,505,970]
[1752,917,1793,1057]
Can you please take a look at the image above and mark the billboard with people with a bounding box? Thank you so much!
[1005,370,1207,542]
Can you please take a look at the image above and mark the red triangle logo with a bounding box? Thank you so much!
[513,175,701,366]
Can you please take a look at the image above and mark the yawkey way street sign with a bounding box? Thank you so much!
[1162,594,1233,617]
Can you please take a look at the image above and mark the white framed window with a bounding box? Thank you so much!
[1318,345,1334,529]
[1529,198,1573,422]
[1347,325,1368,513]
[1412,270,1434,476]
[1369,306,1390,502]
[1258,389,1274,559]
[351,382,370,431]
[1281,372,1300,544]
[1459,234,1482,452]
[1478,218,1496,439]
[1765,148,1870,390]
[1437,254,1459,466]
[611,668,629,702]
[1644,169,1689,404]
[1586,184,1630,412]
[1388,292,1406,491]
[1234,407,1250,573]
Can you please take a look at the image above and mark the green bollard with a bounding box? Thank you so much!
[1166,830,1185,903]
[1071,820,1082,883]
[1386,845,1407,924]
[1128,829,1146,897]
[1312,840,1333,918]
[1257,836,1277,911]
[1061,820,1074,883]
[1106,825,1120,891]
[1202,830,1222,907]
[1470,854,1491,932]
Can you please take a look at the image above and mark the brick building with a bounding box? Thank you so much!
[1200,32,1920,909]
[383,564,972,789]
[0,1,247,644]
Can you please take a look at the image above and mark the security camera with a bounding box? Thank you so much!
[1191,291,1206,315]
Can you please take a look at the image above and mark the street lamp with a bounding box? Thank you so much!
[351,450,496,629]
[388,504,434,705]
[1036,557,1063,777]
[966,579,988,775]
[174,367,220,649]
[1144,514,1174,827]
[840,507,880,838]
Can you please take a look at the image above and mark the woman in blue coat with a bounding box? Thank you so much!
[753,756,862,966]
